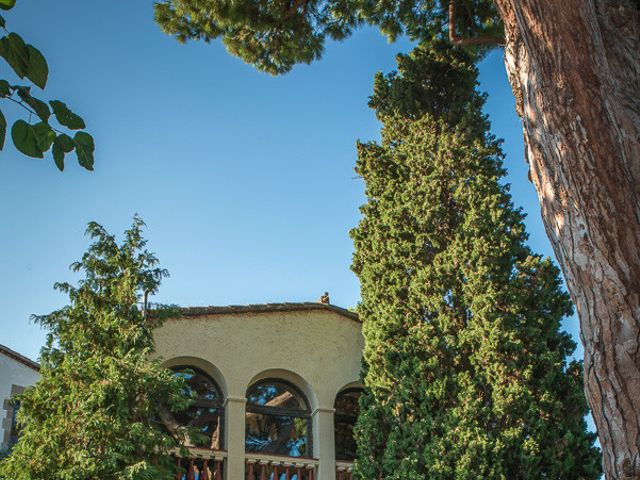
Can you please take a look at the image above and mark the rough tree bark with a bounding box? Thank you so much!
[491,1,640,477]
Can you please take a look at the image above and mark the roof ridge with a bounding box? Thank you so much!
[177,302,360,322]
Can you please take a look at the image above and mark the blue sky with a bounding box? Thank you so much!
[0,0,577,363]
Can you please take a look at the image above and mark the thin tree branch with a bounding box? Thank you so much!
[158,406,193,446]
[142,290,149,322]
[463,0,475,29]
[3,95,66,135]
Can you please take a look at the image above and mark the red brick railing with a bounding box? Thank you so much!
[335,461,354,480]
[245,453,318,480]
[173,448,227,479]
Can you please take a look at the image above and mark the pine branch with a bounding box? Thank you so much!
[448,0,503,46]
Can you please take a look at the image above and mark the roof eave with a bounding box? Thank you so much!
[177,302,360,322]
[0,344,40,371]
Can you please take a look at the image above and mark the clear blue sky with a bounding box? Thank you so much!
[0,0,578,364]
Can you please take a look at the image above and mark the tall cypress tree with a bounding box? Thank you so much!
[351,43,602,479]
[0,218,190,480]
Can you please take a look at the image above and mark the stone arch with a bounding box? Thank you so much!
[162,355,228,399]
[247,368,318,412]
[335,380,364,399]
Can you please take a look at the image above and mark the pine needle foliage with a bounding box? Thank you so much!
[0,217,189,480]
[350,43,602,480]
[153,0,500,74]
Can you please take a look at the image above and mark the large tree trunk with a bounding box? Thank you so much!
[491,1,640,478]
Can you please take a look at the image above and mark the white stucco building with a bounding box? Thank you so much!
[154,302,364,480]
[0,344,40,450]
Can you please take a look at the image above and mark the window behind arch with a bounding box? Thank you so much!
[334,388,362,461]
[172,366,224,449]
[9,400,21,446]
[245,380,311,457]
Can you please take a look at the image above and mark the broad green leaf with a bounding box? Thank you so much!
[51,142,64,171]
[55,133,74,153]
[0,109,6,149]
[50,100,85,130]
[0,79,10,96]
[25,97,51,122]
[26,45,48,89]
[11,119,43,158]
[32,122,55,152]
[52,134,74,172]
[0,33,29,78]
[27,96,50,122]
[17,88,50,121]
[0,0,15,11]
[74,131,94,170]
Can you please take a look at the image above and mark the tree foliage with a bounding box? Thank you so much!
[350,43,602,479]
[0,0,94,171]
[153,0,501,74]
[0,217,189,480]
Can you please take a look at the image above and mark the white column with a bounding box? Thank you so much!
[312,406,336,480]
[225,395,246,480]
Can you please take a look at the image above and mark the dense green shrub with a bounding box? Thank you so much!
[351,43,602,480]
[0,218,189,480]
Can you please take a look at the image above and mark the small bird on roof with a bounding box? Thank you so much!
[318,292,330,304]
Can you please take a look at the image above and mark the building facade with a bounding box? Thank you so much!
[153,302,364,480]
[0,344,40,451]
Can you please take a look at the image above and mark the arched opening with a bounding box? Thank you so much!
[247,368,318,412]
[334,388,363,461]
[245,379,312,457]
[163,356,228,398]
[171,365,225,449]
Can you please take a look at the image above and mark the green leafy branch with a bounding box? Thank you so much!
[0,0,94,171]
